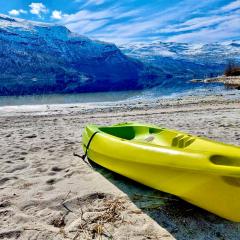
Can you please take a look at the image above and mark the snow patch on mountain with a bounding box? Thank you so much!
[0,14,164,96]
[1,14,240,96]
[119,40,240,85]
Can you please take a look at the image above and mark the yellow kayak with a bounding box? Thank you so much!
[82,122,240,222]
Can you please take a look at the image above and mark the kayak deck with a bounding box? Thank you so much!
[82,122,240,222]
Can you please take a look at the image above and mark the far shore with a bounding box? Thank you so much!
[191,75,240,89]
[0,93,240,239]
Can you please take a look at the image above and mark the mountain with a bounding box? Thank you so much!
[120,41,240,87]
[1,14,240,96]
[0,14,163,96]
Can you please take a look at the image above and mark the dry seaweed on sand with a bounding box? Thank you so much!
[71,196,128,240]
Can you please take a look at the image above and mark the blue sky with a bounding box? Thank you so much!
[1,0,240,43]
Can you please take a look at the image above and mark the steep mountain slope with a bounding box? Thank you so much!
[0,14,163,96]
[120,41,240,87]
[1,14,239,96]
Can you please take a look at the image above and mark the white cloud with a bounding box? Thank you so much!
[157,15,231,34]
[51,10,63,20]
[60,0,240,43]
[61,5,148,36]
[166,14,240,43]
[75,0,105,6]
[62,7,117,24]
[220,0,240,11]
[67,19,108,34]
[8,9,27,16]
[29,2,48,17]
[62,5,146,36]
[86,0,105,5]
[87,0,219,43]
[101,20,156,38]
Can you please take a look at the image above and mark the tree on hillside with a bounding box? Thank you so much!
[224,61,240,76]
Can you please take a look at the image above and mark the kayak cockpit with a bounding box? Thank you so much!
[99,125,196,148]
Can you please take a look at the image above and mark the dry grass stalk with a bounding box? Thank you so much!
[73,197,126,239]
[132,193,178,201]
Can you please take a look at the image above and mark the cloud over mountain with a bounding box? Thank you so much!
[1,0,240,43]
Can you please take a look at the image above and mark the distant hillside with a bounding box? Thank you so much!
[120,41,240,87]
[0,14,163,96]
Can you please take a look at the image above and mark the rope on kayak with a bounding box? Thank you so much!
[73,131,99,166]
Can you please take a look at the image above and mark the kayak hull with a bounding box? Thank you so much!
[82,122,240,222]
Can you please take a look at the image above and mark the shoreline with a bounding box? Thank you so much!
[0,90,239,113]
[0,82,236,108]
[0,93,240,239]
[191,76,240,90]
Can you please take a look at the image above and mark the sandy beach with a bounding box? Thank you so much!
[0,93,240,240]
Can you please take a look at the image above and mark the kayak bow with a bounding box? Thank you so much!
[82,122,240,221]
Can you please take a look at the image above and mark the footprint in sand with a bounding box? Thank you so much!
[63,192,113,211]
[46,178,59,185]
[0,200,11,208]
[34,167,48,173]
[0,209,14,218]
[5,160,13,164]
[0,230,22,239]
[20,151,28,156]
[5,163,29,173]
[51,166,63,172]
[29,146,41,152]
[48,149,55,153]
[23,134,37,139]
[48,171,57,176]
[0,177,18,186]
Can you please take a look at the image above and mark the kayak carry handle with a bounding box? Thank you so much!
[210,155,240,167]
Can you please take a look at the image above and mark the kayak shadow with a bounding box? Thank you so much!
[88,159,237,239]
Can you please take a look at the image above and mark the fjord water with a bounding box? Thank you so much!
[0,82,227,107]
[0,90,145,107]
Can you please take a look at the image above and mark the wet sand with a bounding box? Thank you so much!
[0,93,240,239]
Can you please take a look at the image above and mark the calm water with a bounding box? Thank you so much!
[0,90,145,107]
[0,82,229,107]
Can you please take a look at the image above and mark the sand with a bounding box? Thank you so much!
[0,93,240,240]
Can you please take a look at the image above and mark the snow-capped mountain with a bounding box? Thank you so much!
[0,14,163,96]
[1,14,240,96]
[120,41,240,86]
